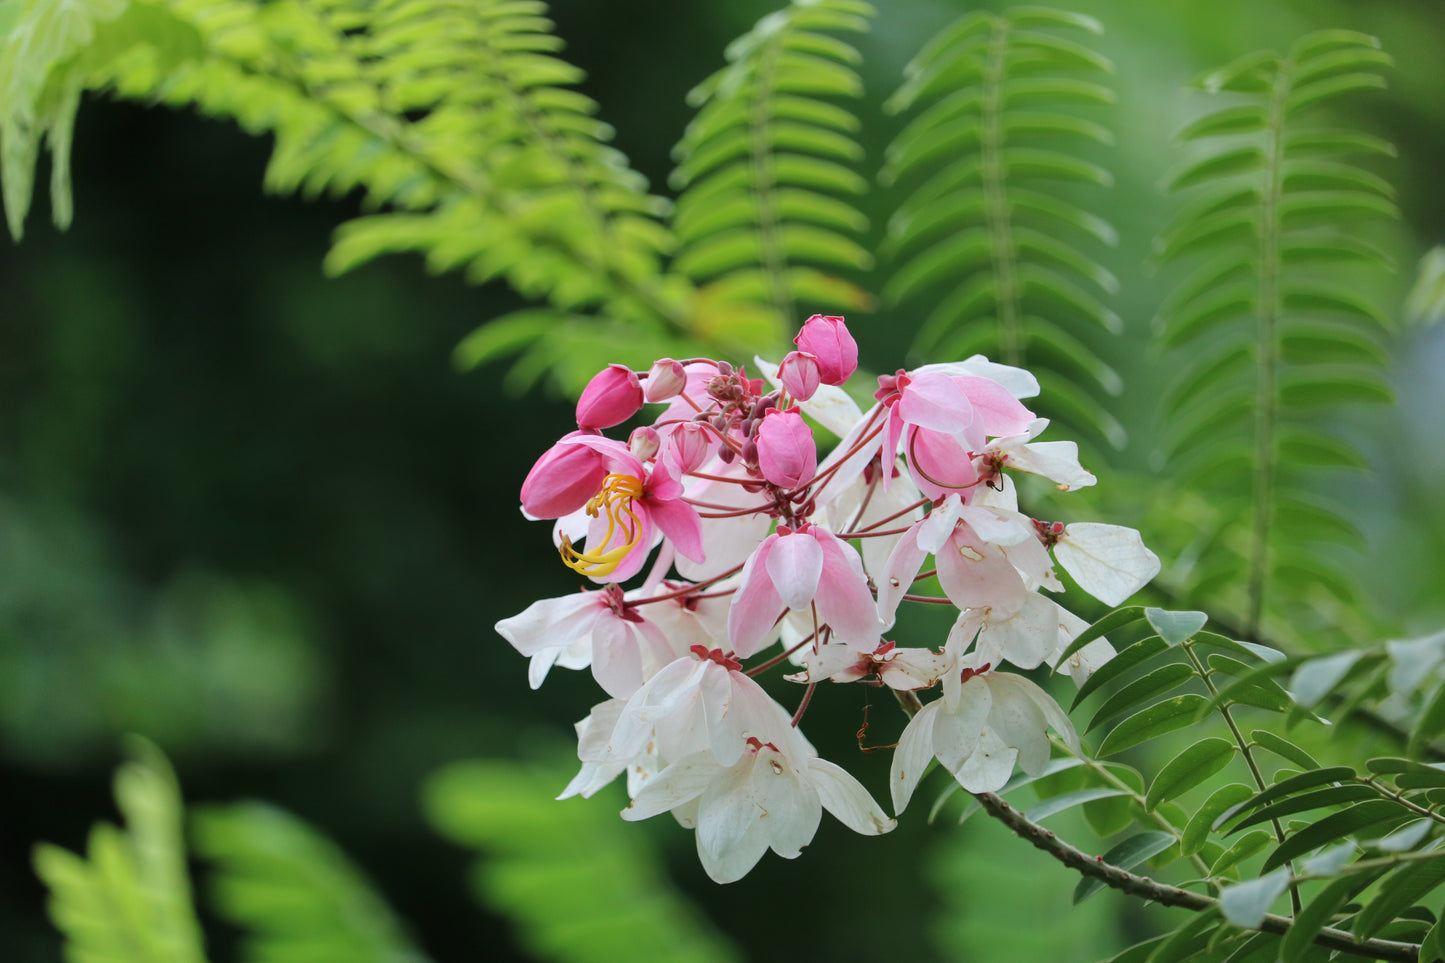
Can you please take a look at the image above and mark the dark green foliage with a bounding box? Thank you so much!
[195,802,432,963]
[424,758,741,963]
[670,0,875,345]
[1151,30,1400,641]
[881,6,1123,448]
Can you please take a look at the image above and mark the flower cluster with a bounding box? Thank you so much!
[498,314,1160,882]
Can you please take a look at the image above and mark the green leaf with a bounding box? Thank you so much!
[1211,830,1274,877]
[1287,73,1389,116]
[33,738,208,963]
[1250,730,1320,770]
[193,802,431,963]
[1219,868,1291,928]
[1176,104,1268,140]
[1072,635,1172,710]
[1146,608,1208,646]
[1087,663,1194,733]
[1223,767,1358,824]
[1282,873,1367,962]
[1355,858,1445,941]
[1146,738,1237,811]
[1207,657,1295,713]
[1184,784,1255,857]
[425,759,740,963]
[1026,787,1132,824]
[1263,801,1409,872]
[1098,695,1210,757]
[1165,146,1264,192]
[1074,832,1177,904]
[1412,683,1445,758]
[1228,785,1380,834]
[1055,606,1147,670]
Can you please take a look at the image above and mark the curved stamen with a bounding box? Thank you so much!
[559,474,646,577]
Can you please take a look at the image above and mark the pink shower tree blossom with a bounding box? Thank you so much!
[498,315,1161,883]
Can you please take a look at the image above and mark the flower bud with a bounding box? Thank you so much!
[778,350,822,401]
[794,314,858,386]
[576,364,643,429]
[520,437,607,518]
[644,358,687,402]
[756,407,817,489]
[663,422,713,474]
[628,426,660,461]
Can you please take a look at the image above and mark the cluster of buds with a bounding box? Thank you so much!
[499,315,1160,882]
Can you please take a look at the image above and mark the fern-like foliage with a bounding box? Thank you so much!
[425,757,741,963]
[33,736,209,963]
[1,0,703,391]
[881,6,1123,448]
[1151,30,1399,640]
[667,0,874,348]
[193,801,431,963]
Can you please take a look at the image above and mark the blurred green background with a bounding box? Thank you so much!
[3,0,1444,960]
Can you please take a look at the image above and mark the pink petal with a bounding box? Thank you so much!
[727,536,786,657]
[766,531,825,611]
[811,528,882,649]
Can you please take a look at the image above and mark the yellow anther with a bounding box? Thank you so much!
[559,474,645,577]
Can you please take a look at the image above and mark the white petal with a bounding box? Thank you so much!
[890,701,940,814]
[696,818,771,884]
[918,356,1039,399]
[932,678,992,771]
[983,674,1052,775]
[1054,522,1162,606]
[495,593,597,657]
[623,752,717,821]
[956,729,1019,793]
[975,592,1063,671]
[1007,440,1097,490]
[807,758,896,836]
[766,531,825,611]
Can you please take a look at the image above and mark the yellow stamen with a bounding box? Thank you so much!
[559,474,646,577]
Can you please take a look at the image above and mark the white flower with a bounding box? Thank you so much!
[623,723,895,883]
[557,699,661,801]
[786,641,950,691]
[891,660,1079,813]
[605,647,784,768]
[494,585,678,697]
[1047,522,1161,606]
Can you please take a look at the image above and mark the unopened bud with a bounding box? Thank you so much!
[576,364,643,429]
[794,315,858,386]
[644,358,688,402]
[778,350,822,401]
[629,426,660,461]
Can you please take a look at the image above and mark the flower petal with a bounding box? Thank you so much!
[1054,522,1162,606]
[808,758,896,836]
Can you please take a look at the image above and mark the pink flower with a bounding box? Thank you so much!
[728,523,882,657]
[526,436,705,582]
[520,431,622,518]
[777,350,822,401]
[755,407,816,489]
[577,363,644,429]
[794,314,858,386]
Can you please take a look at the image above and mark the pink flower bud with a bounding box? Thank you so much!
[778,350,822,401]
[644,358,687,402]
[520,437,608,518]
[576,364,643,429]
[756,407,816,489]
[663,422,713,474]
[793,314,858,386]
[628,426,660,461]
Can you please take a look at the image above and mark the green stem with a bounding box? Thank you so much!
[981,17,1023,365]
[1187,642,1302,914]
[1245,60,1291,638]
[749,19,798,329]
